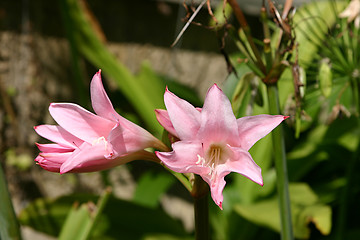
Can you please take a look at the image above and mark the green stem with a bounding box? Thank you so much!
[192,175,209,240]
[266,84,293,240]
[0,164,22,240]
[227,0,266,73]
[81,187,112,240]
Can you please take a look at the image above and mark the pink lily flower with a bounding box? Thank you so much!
[155,84,288,209]
[35,70,167,174]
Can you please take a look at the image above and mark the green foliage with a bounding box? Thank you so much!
[0,164,22,240]
[9,1,360,240]
[18,192,189,240]
[133,171,175,208]
[234,183,332,239]
[58,188,111,240]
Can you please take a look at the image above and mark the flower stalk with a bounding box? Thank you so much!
[267,84,293,240]
[192,175,210,240]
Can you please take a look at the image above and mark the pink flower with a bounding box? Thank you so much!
[35,70,167,174]
[155,84,287,209]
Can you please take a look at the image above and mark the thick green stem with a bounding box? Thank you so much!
[0,164,22,240]
[267,84,294,240]
[192,175,209,240]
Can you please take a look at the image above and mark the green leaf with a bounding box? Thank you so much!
[19,193,187,239]
[58,188,111,240]
[58,204,92,240]
[133,171,175,208]
[0,164,22,240]
[293,1,347,68]
[222,61,251,99]
[233,183,332,239]
[231,72,257,117]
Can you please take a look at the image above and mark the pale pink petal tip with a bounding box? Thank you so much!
[284,116,290,120]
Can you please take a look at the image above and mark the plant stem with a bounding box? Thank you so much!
[192,175,209,240]
[227,0,266,73]
[266,84,294,240]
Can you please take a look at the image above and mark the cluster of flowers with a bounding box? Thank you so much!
[34,70,287,209]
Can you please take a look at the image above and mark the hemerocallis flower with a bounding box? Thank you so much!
[34,70,167,174]
[339,0,360,28]
[155,84,287,209]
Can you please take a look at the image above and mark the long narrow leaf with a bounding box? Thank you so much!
[0,164,22,240]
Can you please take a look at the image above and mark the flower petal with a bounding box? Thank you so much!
[36,143,74,153]
[60,141,144,174]
[155,109,178,137]
[35,155,62,172]
[49,103,115,143]
[107,123,126,155]
[198,84,238,146]
[39,152,73,164]
[117,115,167,151]
[90,70,121,121]
[156,141,208,175]
[34,125,83,148]
[201,172,227,210]
[223,146,263,186]
[236,114,287,150]
[60,142,109,174]
[164,88,201,140]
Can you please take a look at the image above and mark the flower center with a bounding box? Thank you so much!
[196,144,229,177]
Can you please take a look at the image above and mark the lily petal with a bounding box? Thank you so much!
[35,156,62,172]
[156,141,208,175]
[117,115,167,151]
[34,125,82,148]
[60,142,110,174]
[49,103,115,143]
[107,123,126,155]
[90,70,121,121]
[39,152,73,164]
[198,84,238,146]
[164,88,201,140]
[36,143,74,153]
[236,115,287,151]
[224,146,263,186]
[155,109,178,137]
[201,172,227,210]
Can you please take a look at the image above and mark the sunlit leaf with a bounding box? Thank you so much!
[234,183,332,239]
[133,171,175,208]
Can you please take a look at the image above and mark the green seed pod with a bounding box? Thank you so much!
[319,60,332,98]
